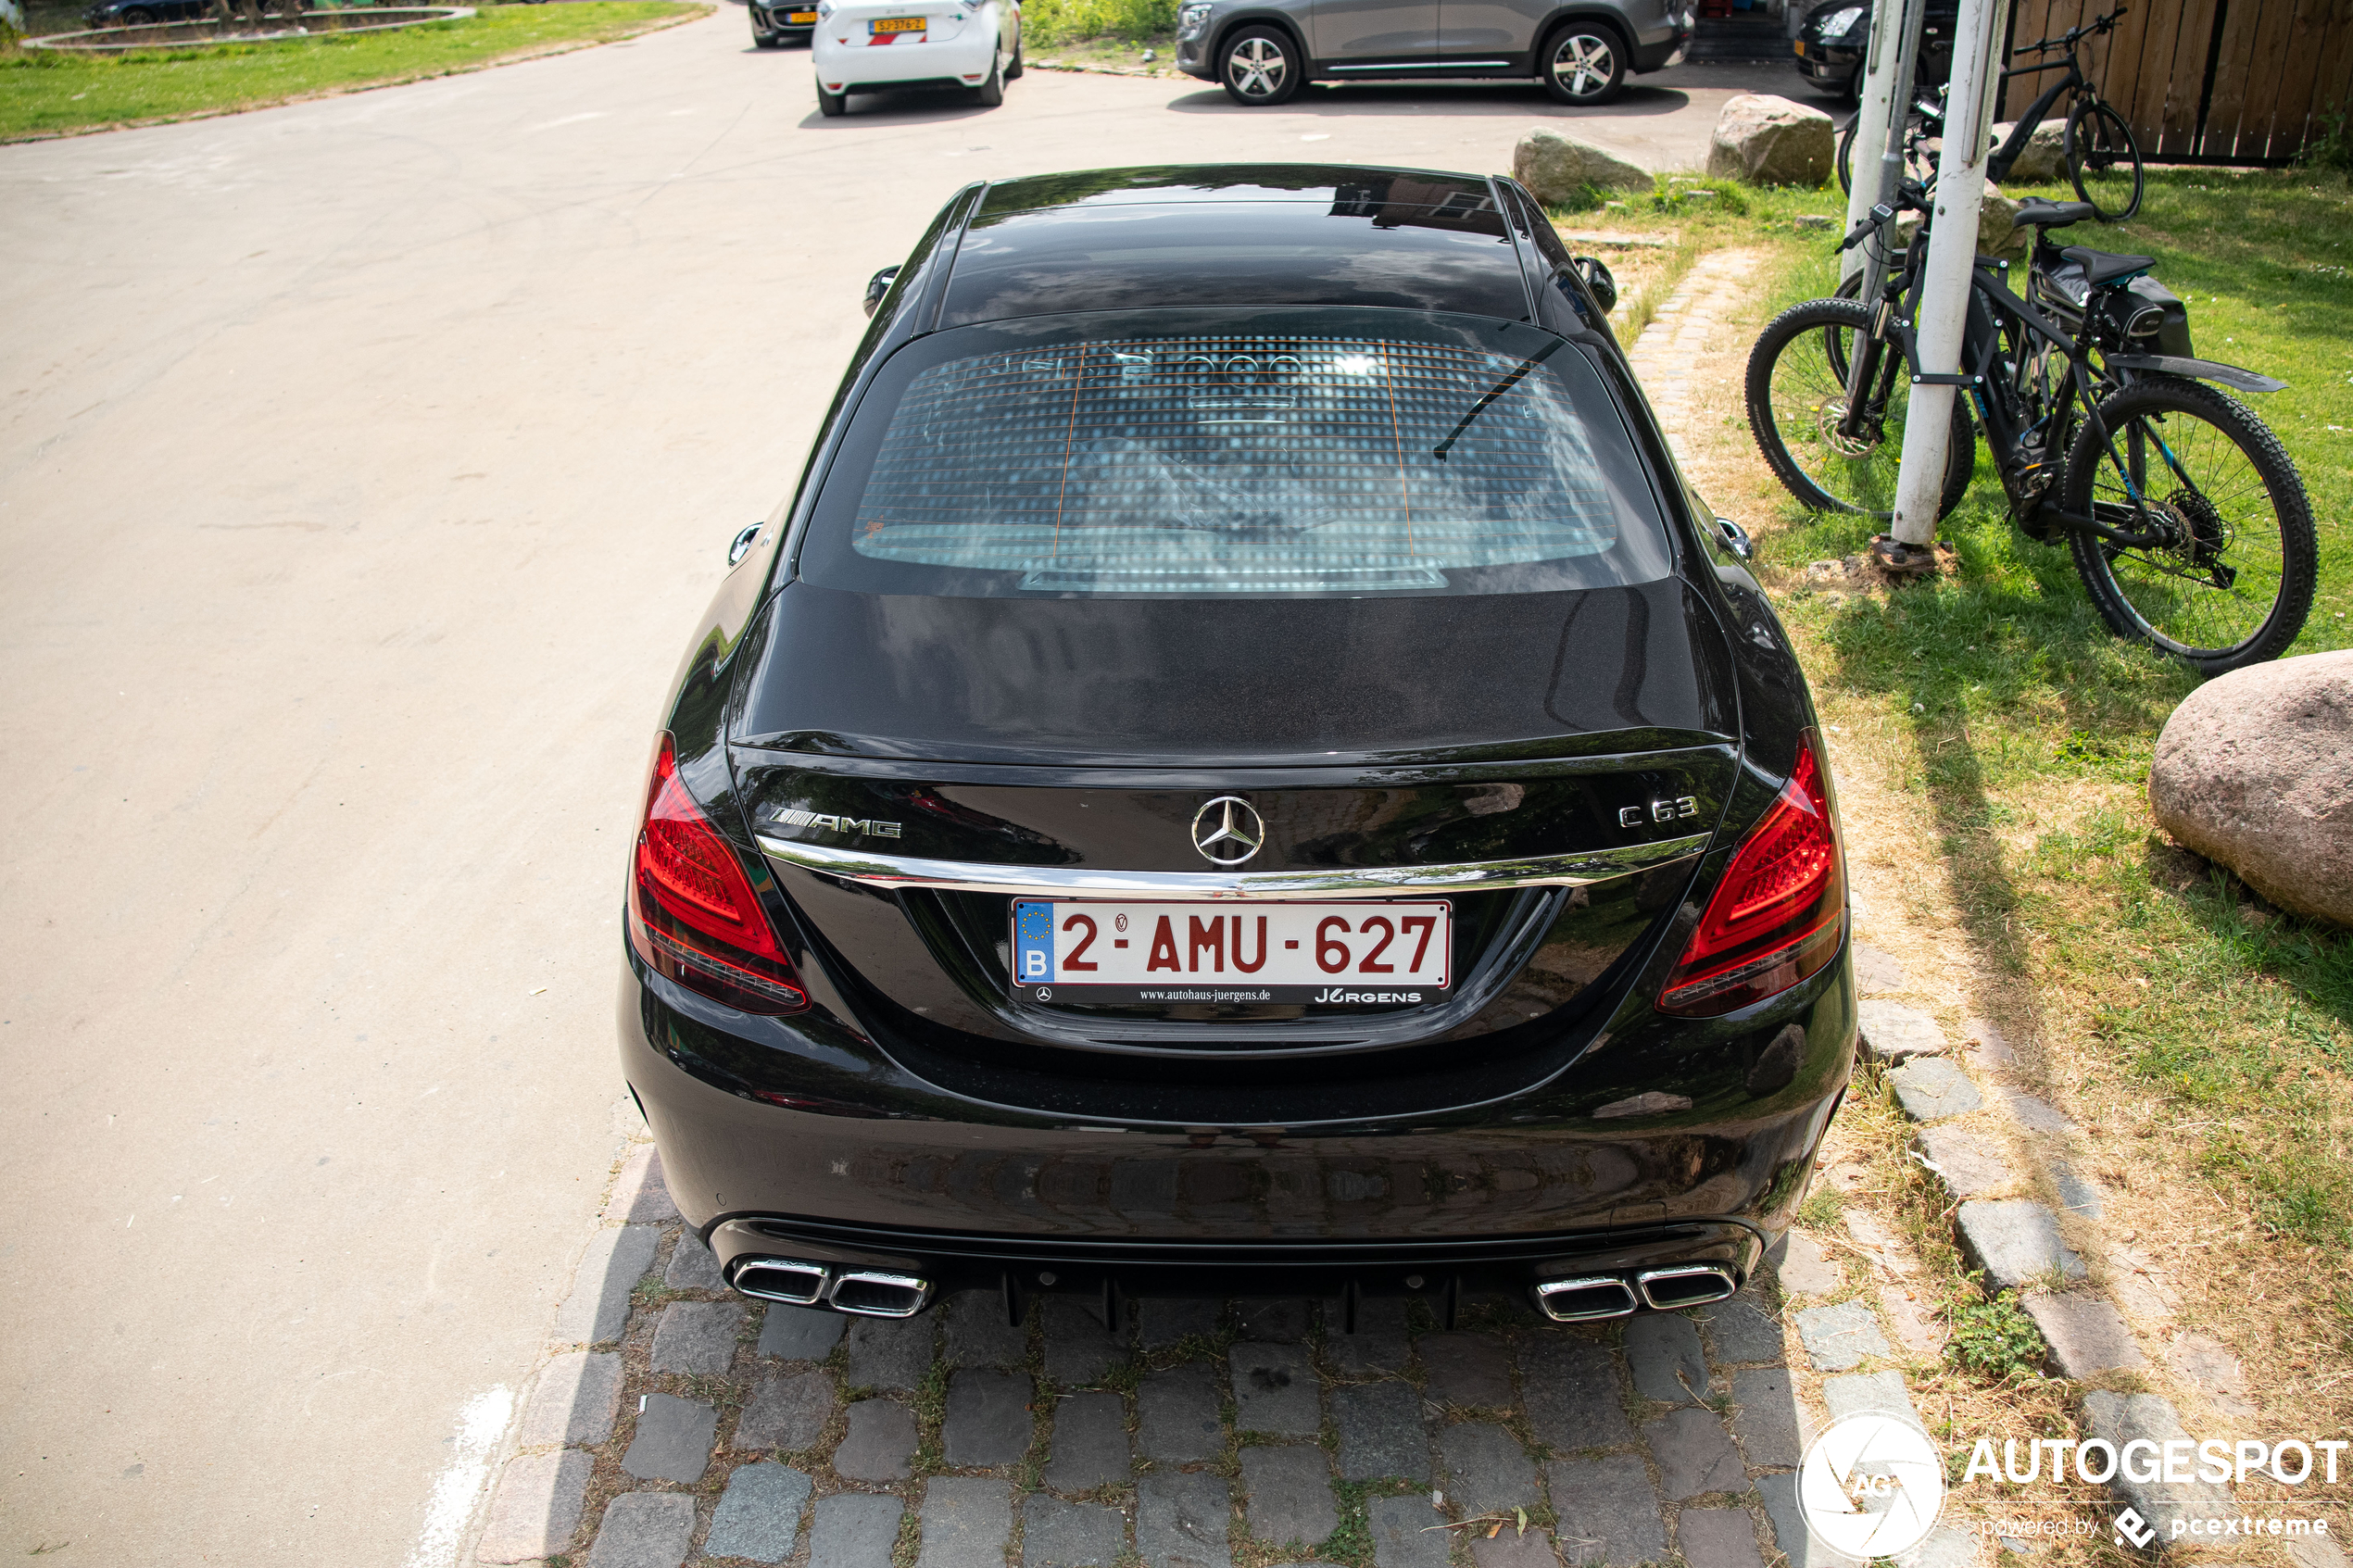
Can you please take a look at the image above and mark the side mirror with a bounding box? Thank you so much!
[1714,516,1754,560]
[862,264,902,318]
[727,522,762,567]
[1570,255,1617,314]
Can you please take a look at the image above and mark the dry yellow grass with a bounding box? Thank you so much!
[1669,234,2353,1562]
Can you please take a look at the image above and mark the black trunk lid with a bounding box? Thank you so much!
[728,578,1741,1059]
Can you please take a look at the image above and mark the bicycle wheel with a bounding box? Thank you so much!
[2062,376,2315,672]
[2066,100,2143,221]
[1746,298,1974,520]
[1836,116,1856,194]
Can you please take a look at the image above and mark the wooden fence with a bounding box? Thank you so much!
[1997,0,2353,164]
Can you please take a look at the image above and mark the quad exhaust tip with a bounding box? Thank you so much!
[1535,1275,1641,1322]
[731,1257,934,1318]
[1535,1265,1738,1322]
[1635,1264,1740,1311]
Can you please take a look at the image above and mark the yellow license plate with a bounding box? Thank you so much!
[1792,39,1806,54]
[870,16,925,31]
[787,10,816,19]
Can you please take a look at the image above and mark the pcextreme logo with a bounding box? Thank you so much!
[1797,1413,1948,1558]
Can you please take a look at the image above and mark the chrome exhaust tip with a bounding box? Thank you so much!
[732,1258,831,1305]
[1636,1265,1738,1311]
[828,1270,934,1318]
[1535,1274,1641,1323]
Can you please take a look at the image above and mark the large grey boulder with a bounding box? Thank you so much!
[1894,183,2026,258]
[2149,650,2353,926]
[1993,118,2068,182]
[1705,94,1834,186]
[1978,183,2028,257]
[1514,127,1655,201]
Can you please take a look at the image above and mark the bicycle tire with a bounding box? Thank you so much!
[2066,100,2143,221]
[1745,298,1974,521]
[2062,375,2315,673]
[1836,117,1856,194]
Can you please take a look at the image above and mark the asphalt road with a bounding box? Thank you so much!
[0,16,1798,1564]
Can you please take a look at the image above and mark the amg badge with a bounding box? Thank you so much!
[770,808,902,839]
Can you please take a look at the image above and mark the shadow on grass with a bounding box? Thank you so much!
[2138,840,2353,1039]
[1760,493,2196,1037]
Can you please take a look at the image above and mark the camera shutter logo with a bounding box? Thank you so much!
[1797,1412,1947,1558]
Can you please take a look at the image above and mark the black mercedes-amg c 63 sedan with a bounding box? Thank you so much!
[620,164,1854,1331]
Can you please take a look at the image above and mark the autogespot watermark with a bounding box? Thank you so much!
[1959,1434,2352,1488]
[1799,1414,1948,1558]
[1797,1416,2345,1556]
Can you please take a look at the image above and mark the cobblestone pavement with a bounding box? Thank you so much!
[1623,247,1769,470]
[472,1147,1973,1568]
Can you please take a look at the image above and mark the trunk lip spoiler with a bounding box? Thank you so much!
[753,833,1711,899]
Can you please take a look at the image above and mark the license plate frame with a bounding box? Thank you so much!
[1010,898,1451,1006]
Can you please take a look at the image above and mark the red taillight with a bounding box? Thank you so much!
[628,734,809,1014]
[1657,730,1844,1018]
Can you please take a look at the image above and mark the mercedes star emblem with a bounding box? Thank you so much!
[1189,796,1265,867]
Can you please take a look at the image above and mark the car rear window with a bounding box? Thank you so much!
[795,311,1673,598]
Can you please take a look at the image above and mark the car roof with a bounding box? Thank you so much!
[937,164,1534,328]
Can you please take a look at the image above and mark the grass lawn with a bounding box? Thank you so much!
[0,0,707,140]
[1029,30,1175,72]
[1015,0,1168,48]
[1544,167,2353,1442]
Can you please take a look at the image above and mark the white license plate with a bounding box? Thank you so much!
[1011,899,1450,1005]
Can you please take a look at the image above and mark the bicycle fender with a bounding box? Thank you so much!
[2105,354,2286,394]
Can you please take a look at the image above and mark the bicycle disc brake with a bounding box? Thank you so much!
[1816,397,1880,457]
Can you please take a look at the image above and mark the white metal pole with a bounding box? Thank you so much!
[1885,0,2010,553]
[1840,0,1927,284]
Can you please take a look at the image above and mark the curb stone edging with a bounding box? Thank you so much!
[1866,944,2243,1542]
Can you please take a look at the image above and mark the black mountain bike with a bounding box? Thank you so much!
[1746,188,2316,672]
[1991,6,2142,219]
[1834,8,2143,220]
[1836,87,1943,198]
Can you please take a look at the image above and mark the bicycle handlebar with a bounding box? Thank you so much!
[2024,5,2123,54]
[1834,184,1929,252]
[1837,210,1885,252]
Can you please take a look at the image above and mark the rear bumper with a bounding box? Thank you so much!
[618,937,1855,1311]
[1629,26,1691,73]
[707,1210,1767,1320]
[812,28,992,87]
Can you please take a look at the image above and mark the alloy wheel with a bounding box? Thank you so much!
[1227,35,1288,100]
[1550,33,1616,99]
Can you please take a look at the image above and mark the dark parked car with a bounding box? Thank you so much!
[1175,0,1692,106]
[1791,0,1952,100]
[749,0,817,48]
[620,164,1855,1332]
[82,0,262,22]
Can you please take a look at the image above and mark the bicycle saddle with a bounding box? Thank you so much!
[2059,245,2155,284]
[2010,197,2098,229]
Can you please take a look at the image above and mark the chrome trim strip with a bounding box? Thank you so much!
[755,834,1709,900]
[1327,58,1512,69]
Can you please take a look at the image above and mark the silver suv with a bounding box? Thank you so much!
[1176,0,1692,107]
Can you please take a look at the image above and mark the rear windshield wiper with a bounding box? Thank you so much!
[1431,338,1565,461]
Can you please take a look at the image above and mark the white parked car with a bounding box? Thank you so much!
[812,0,1021,116]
